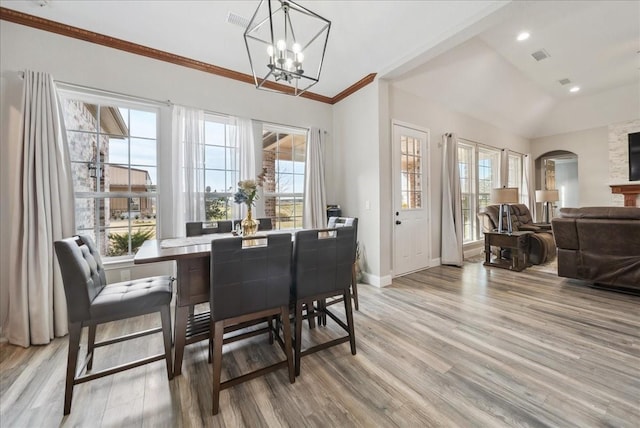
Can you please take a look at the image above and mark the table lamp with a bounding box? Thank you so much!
[491,187,519,234]
[535,189,559,224]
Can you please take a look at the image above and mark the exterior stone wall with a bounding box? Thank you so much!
[608,119,640,206]
[262,149,276,219]
[62,98,111,253]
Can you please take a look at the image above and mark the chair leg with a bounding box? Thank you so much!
[211,320,224,415]
[295,301,304,377]
[343,289,357,356]
[280,307,295,384]
[351,263,359,311]
[318,299,327,327]
[306,301,316,329]
[64,322,82,415]
[86,324,96,371]
[268,316,274,344]
[160,305,174,380]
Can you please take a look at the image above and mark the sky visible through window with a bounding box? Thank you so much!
[108,108,157,183]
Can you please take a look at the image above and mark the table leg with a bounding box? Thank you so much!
[173,305,189,376]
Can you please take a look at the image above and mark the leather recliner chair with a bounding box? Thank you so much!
[478,204,557,265]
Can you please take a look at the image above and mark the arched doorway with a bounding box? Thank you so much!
[535,151,578,222]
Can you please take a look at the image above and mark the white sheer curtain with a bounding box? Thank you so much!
[7,70,75,347]
[441,133,463,266]
[523,153,536,220]
[303,127,327,228]
[232,117,257,219]
[500,148,508,187]
[171,105,205,237]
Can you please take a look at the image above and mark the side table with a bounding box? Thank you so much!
[484,231,532,272]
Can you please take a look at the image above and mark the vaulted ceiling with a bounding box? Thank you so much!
[2,0,638,138]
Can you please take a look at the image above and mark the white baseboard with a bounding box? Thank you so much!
[431,257,441,266]
[362,272,392,288]
[463,245,484,259]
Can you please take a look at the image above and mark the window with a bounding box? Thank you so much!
[508,152,525,204]
[458,143,474,241]
[400,135,423,209]
[203,114,238,220]
[262,125,306,229]
[60,93,158,258]
[458,141,501,243]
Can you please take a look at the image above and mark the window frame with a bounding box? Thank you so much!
[262,123,307,230]
[458,139,502,243]
[202,113,238,221]
[59,88,160,260]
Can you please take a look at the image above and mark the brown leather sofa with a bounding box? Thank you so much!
[478,204,556,265]
[552,207,640,291]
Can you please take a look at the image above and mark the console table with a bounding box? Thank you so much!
[483,231,532,272]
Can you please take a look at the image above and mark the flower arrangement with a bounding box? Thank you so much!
[233,168,267,209]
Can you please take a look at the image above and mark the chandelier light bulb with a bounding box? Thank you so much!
[292,43,301,54]
[285,58,293,70]
[267,45,274,57]
[277,39,286,51]
[297,52,304,62]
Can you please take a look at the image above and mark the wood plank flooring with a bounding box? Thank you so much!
[1,261,639,427]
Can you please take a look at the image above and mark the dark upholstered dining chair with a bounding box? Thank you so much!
[209,234,295,415]
[291,227,357,376]
[186,220,233,237]
[54,235,173,415]
[326,217,359,310]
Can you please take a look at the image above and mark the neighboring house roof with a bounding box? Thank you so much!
[85,104,128,137]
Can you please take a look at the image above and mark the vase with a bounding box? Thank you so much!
[241,206,259,236]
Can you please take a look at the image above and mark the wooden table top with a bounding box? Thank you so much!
[134,231,297,264]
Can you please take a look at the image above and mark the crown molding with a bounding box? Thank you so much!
[1,7,375,105]
[331,73,378,104]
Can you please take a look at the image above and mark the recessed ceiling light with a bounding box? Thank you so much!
[569,86,580,93]
[517,32,530,41]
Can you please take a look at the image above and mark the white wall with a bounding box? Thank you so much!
[0,21,333,334]
[389,85,530,263]
[555,159,580,209]
[332,81,386,285]
[531,127,611,207]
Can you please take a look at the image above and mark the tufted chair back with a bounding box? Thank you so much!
[54,235,107,323]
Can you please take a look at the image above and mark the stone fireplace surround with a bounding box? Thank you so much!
[608,119,640,206]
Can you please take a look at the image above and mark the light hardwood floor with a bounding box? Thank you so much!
[1,261,639,427]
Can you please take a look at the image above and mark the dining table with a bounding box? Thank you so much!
[134,232,288,376]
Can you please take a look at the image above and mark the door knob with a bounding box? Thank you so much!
[395,220,402,225]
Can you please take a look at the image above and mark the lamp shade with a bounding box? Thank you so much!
[535,189,559,202]
[491,187,519,204]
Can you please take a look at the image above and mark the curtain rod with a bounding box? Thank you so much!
[20,70,325,133]
[458,136,524,156]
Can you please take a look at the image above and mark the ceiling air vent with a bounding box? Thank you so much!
[227,11,249,28]
[558,78,571,86]
[531,49,550,61]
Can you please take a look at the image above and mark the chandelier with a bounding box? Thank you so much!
[244,0,331,96]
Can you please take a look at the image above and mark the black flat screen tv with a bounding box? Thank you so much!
[630,132,640,181]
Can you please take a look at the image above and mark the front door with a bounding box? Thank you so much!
[392,122,431,276]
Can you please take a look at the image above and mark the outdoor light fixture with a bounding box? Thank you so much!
[244,0,331,96]
[491,187,519,234]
